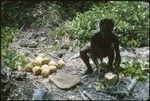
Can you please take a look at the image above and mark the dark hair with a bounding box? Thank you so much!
[99,18,114,27]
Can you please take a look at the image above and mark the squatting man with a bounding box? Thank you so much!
[80,18,121,75]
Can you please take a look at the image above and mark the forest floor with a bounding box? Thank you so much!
[6,29,149,100]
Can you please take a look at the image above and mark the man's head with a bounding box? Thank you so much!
[99,18,114,37]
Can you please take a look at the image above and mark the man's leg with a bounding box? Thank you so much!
[107,47,114,72]
[90,53,99,69]
[91,54,101,77]
[80,45,93,74]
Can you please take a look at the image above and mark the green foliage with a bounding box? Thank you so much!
[1,1,37,28]
[2,48,28,71]
[120,59,149,81]
[65,1,149,47]
[1,27,21,49]
[30,2,63,29]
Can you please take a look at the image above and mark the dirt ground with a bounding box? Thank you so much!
[9,29,149,100]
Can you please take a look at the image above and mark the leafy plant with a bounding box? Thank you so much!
[64,1,149,47]
[2,48,28,71]
[120,59,149,81]
[1,27,22,49]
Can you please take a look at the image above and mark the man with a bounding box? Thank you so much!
[80,18,121,75]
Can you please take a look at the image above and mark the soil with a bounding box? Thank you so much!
[2,29,149,100]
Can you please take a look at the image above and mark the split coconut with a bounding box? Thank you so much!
[104,72,118,87]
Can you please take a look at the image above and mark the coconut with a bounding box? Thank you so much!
[38,53,47,58]
[41,64,50,70]
[42,57,51,65]
[41,68,51,78]
[49,65,57,73]
[32,57,43,66]
[48,60,57,66]
[57,59,65,69]
[32,60,42,67]
[104,72,118,87]
[24,63,33,72]
[17,66,24,71]
[35,56,43,62]
[32,66,41,76]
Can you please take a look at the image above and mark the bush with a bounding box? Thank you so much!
[2,48,28,71]
[1,27,21,49]
[120,59,149,81]
[1,1,38,28]
[64,1,149,47]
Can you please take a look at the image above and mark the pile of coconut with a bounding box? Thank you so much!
[17,53,65,78]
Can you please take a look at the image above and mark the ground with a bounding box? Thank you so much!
[3,29,149,100]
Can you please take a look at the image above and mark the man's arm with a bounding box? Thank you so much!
[90,35,99,68]
[114,36,121,67]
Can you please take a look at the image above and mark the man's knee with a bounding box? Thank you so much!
[80,49,87,59]
[80,46,90,58]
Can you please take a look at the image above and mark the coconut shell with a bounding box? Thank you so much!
[57,59,65,69]
[41,68,51,78]
[104,72,118,87]
[32,66,41,76]
[49,65,57,73]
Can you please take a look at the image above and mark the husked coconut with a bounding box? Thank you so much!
[48,60,57,66]
[24,63,33,72]
[35,56,43,62]
[41,68,51,78]
[41,64,50,70]
[49,65,57,73]
[57,59,65,69]
[17,66,24,71]
[32,66,41,76]
[32,57,43,66]
[42,57,51,65]
[32,60,42,67]
[38,53,47,58]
